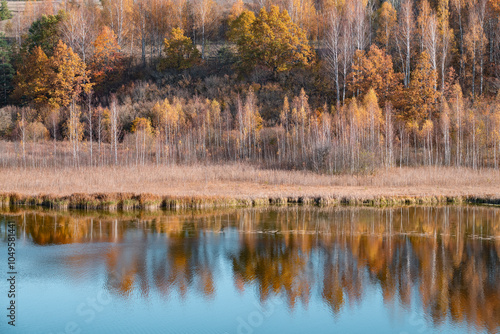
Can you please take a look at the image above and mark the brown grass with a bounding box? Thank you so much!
[1,164,499,200]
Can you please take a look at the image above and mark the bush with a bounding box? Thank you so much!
[0,107,13,136]
[159,28,201,71]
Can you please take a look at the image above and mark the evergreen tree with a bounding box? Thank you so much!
[0,33,13,106]
[0,0,12,21]
[23,11,65,56]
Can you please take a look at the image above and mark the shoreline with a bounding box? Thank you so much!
[1,165,500,211]
[1,192,500,211]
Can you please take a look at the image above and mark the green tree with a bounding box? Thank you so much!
[228,9,255,72]
[23,11,65,56]
[159,28,201,70]
[0,33,14,106]
[229,6,313,75]
[0,0,12,21]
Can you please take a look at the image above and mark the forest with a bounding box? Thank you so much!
[0,0,499,173]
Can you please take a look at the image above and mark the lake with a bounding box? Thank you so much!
[1,206,499,333]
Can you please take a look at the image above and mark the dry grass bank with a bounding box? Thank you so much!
[0,164,499,209]
[1,164,499,196]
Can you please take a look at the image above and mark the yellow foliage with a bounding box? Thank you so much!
[159,28,201,70]
[91,26,123,89]
[131,117,152,134]
[13,41,89,110]
[376,1,397,48]
[229,6,313,74]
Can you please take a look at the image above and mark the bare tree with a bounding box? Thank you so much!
[61,5,99,63]
[194,0,216,59]
[395,0,414,87]
[110,96,121,165]
[326,7,342,105]
[17,109,26,168]
[424,13,438,72]
[103,0,132,47]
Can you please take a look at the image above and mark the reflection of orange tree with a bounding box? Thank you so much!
[2,207,499,331]
[231,233,313,308]
[104,216,217,299]
[229,207,500,331]
[14,213,125,245]
[104,222,150,297]
[408,235,500,332]
[320,240,364,314]
[105,246,139,296]
[152,226,215,299]
[340,207,500,333]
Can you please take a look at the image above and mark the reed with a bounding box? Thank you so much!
[0,163,499,211]
[0,192,493,211]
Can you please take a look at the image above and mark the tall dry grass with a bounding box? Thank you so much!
[1,164,499,198]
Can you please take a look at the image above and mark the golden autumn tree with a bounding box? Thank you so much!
[48,40,90,109]
[362,88,384,161]
[464,9,486,98]
[489,0,500,13]
[13,41,89,166]
[229,6,313,76]
[159,27,201,70]
[363,89,383,133]
[14,40,88,109]
[400,52,440,124]
[228,0,245,23]
[90,26,124,92]
[376,1,397,49]
[348,45,401,106]
[48,40,89,166]
[12,46,51,107]
[131,116,152,133]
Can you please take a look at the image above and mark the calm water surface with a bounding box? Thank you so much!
[0,206,499,334]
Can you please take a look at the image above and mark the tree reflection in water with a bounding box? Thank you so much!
[1,206,499,332]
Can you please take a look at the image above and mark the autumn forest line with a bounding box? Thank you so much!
[0,0,499,172]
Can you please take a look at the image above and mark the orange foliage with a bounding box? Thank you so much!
[348,45,401,106]
[91,26,124,91]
